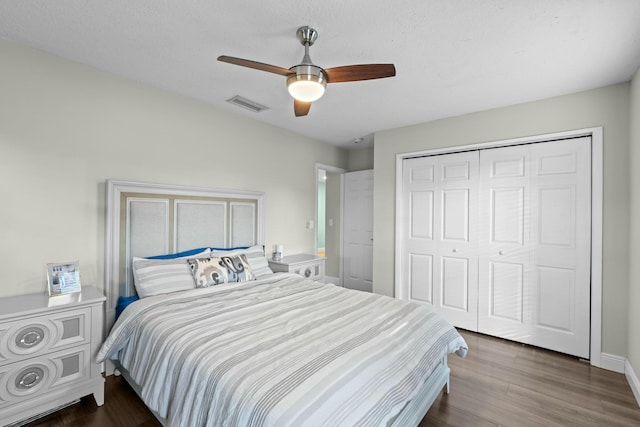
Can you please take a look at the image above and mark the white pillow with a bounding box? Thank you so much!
[132,258,195,298]
[132,248,210,298]
[210,245,273,277]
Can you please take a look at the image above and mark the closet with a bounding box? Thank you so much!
[399,137,591,358]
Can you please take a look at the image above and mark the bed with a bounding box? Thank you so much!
[99,180,467,427]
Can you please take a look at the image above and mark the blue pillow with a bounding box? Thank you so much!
[210,246,249,251]
[146,247,210,260]
[116,295,139,319]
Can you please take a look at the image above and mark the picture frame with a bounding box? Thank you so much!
[47,261,81,296]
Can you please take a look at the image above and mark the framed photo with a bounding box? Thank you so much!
[47,261,81,296]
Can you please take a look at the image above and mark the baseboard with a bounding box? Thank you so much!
[625,359,640,408]
[600,353,626,373]
[324,275,341,286]
[6,399,80,427]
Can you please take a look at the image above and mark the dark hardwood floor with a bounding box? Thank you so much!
[22,330,640,426]
[421,330,640,426]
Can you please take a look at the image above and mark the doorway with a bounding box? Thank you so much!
[316,164,347,285]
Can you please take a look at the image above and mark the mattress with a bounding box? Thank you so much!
[97,273,467,427]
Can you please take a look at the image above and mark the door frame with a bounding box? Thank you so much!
[394,127,603,367]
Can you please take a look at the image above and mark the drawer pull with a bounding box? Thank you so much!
[16,367,45,390]
[304,267,312,278]
[16,326,45,348]
[21,331,42,346]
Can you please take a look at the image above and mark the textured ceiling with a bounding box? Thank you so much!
[1,0,640,149]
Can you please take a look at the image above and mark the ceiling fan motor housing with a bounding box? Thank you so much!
[297,26,318,46]
[287,64,327,102]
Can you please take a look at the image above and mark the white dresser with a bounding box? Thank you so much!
[0,287,105,426]
[268,254,326,282]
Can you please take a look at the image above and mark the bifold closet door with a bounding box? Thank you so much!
[478,137,591,358]
[401,151,479,330]
[400,137,592,358]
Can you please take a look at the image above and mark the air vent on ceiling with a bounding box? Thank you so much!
[226,95,269,113]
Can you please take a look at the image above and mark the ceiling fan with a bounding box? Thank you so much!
[218,26,396,117]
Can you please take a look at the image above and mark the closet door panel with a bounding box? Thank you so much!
[410,191,434,239]
[403,157,439,308]
[441,189,469,241]
[478,138,591,358]
[402,152,479,330]
[529,138,591,358]
[491,187,524,245]
[489,261,524,323]
[441,256,469,311]
[478,146,530,336]
[409,254,433,303]
[536,266,574,331]
[438,152,479,331]
[406,180,435,304]
[538,186,575,247]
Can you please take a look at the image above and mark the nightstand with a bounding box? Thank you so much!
[268,254,326,282]
[0,287,105,426]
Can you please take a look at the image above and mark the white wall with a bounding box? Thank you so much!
[0,39,348,298]
[374,84,630,357]
[628,68,640,384]
[347,147,374,171]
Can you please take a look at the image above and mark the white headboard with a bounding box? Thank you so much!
[104,180,265,329]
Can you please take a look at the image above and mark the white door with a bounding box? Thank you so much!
[401,151,479,330]
[343,170,374,292]
[478,137,592,358]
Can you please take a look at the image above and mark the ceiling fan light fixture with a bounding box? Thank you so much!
[287,65,327,102]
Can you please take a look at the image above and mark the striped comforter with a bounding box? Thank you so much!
[97,273,467,427]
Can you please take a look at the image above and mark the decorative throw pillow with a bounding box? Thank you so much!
[210,245,273,277]
[187,254,255,287]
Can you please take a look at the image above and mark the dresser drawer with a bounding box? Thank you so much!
[0,287,105,425]
[0,343,92,410]
[0,307,91,366]
[289,261,324,281]
[268,254,325,282]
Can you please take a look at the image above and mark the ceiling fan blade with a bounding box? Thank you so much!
[325,64,396,83]
[217,55,292,76]
[294,99,312,117]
